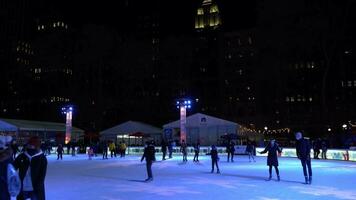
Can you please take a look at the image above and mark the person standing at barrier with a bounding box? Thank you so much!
[295,132,313,184]
[246,141,255,162]
[259,139,282,181]
[141,141,156,182]
[180,140,188,162]
[193,142,200,162]
[120,141,127,158]
[210,145,220,174]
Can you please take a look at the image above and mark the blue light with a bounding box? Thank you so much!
[176,101,179,105]
[188,105,191,109]
[187,100,191,104]
[69,107,73,111]
[176,106,180,109]
[184,101,187,104]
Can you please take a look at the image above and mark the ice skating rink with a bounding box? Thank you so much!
[46,154,356,200]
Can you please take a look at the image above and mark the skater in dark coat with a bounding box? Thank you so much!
[141,141,156,181]
[14,136,47,200]
[180,140,188,162]
[246,141,255,162]
[56,144,64,160]
[193,142,200,162]
[161,141,167,161]
[0,135,14,200]
[227,141,235,162]
[259,139,282,181]
[210,145,220,173]
[295,132,313,184]
[102,141,108,159]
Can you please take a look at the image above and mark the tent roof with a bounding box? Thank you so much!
[0,118,84,134]
[100,121,162,138]
[163,113,239,129]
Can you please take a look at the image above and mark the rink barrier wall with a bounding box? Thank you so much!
[47,146,355,162]
[255,147,356,162]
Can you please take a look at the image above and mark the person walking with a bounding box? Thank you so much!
[193,142,200,162]
[295,132,313,184]
[56,144,64,160]
[14,136,47,200]
[210,145,220,174]
[180,140,188,162]
[246,141,256,162]
[161,141,167,161]
[141,141,156,182]
[259,139,282,181]
[11,140,19,159]
[0,135,14,200]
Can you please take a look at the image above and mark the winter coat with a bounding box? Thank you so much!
[296,138,311,160]
[210,149,219,161]
[229,144,235,153]
[109,143,116,151]
[161,143,167,152]
[119,143,126,151]
[260,143,282,166]
[246,144,254,153]
[180,143,187,153]
[0,148,13,200]
[194,145,200,152]
[13,150,47,200]
[141,145,156,162]
[56,146,63,154]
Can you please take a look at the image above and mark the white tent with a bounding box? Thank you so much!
[100,121,162,145]
[163,113,240,145]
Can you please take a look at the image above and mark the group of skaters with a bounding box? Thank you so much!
[312,138,329,159]
[142,131,313,185]
[101,140,127,160]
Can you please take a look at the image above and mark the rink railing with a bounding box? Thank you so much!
[255,147,356,162]
[49,146,355,162]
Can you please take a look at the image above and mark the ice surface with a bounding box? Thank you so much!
[45,154,356,200]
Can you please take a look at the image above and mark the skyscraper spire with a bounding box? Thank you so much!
[195,0,221,30]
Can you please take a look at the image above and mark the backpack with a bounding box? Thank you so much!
[7,163,21,197]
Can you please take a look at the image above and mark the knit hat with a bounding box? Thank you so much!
[0,135,12,150]
[28,136,41,148]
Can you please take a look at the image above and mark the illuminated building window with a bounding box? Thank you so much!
[37,26,41,30]
[290,97,295,102]
[41,25,44,29]
[61,22,64,27]
[57,22,60,26]
[341,81,344,87]
[354,80,356,87]
[65,25,68,29]
[210,5,219,13]
[348,81,352,87]
[309,97,313,102]
[197,8,204,15]
[53,23,56,28]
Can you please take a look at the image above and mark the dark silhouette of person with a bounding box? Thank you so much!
[161,141,167,160]
[210,145,220,173]
[141,141,156,182]
[259,139,282,181]
[193,142,200,162]
[295,132,313,184]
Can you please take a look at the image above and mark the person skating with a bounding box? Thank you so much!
[193,142,200,162]
[246,141,256,162]
[102,141,108,159]
[295,132,313,184]
[168,140,173,159]
[259,139,282,181]
[14,136,47,200]
[161,141,167,160]
[210,145,220,174]
[313,138,321,159]
[0,135,14,200]
[141,141,156,182]
[56,144,64,160]
[180,140,188,162]
[321,139,328,160]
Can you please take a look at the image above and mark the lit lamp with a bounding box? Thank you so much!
[61,105,73,144]
[176,99,192,143]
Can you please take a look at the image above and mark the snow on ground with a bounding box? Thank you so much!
[45,154,356,200]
